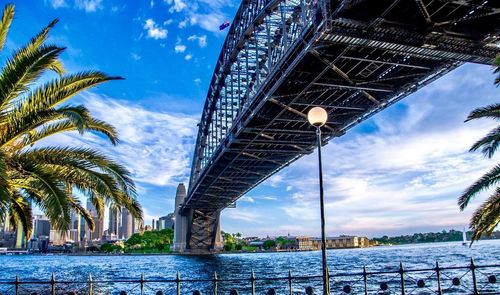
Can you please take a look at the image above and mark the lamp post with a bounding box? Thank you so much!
[307,106,329,295]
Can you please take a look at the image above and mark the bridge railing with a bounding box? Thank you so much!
[0,260,498,294]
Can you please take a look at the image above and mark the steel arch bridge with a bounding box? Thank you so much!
[172,0,500,253]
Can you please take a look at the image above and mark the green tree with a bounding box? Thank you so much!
[125,229,173,252]
[459,56,500,242]
[0,4,143,237]
[263,240,276,250]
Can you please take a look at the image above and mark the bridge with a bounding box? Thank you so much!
[172,0,500,253]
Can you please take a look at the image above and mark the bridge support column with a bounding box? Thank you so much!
[172,183,222,254]
[185,209,222,254]
[172,183,188,253]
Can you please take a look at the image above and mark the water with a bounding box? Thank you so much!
[1,240,499,294]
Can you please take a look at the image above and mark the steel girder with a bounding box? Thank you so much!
[184,0,499,213]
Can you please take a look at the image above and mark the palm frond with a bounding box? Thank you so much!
[20,113,118,147]
[14,162,72,232]
[67,196,95,231]
[458,164,500,210]
[494,55,499,86]
[1,107,84,147]
[0,150,8,204]
[17,71,123,115]
[0,4,14,52]
[469,188,500,243]
[22,147,136,194]
[8,191,33,239]
[465,103,500,122]
[0,45,65,110]
[469,125,500,159]
[15,147,142,220]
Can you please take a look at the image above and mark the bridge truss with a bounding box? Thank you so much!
[180,0,499,251]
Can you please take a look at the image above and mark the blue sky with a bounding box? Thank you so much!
[6,0,499,238]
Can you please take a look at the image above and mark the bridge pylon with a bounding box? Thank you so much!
[172,183,222,253]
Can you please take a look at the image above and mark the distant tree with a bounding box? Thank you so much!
[100,243,114,253]
[458,56,500,242]
[263,240,276,250]
[125,229,173,252]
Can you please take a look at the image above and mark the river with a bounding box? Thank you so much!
[1,240,499,294]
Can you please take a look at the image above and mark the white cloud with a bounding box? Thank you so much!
[37,93,198,187]
[178,20,187,29]
[266,174,284,187]
[49,0,67,8]
[130,53,141,61]
[184,54,192,60]
[164,19,174,25]
[190,12,226,33]
[166,0,187,13]
[194,78,201,85]
[143,19,168,40]
[187,35,207,48]
[174,44,186,53]
[150,0,154,8]
[74,0,102,12]
[223,209,262,222]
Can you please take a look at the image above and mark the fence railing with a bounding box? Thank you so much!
[0,259,498,295]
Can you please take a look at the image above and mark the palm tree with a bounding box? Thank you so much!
[0,4,142,238]
[458,56,500,242]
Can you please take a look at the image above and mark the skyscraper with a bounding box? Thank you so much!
[108,205,120,237]
[121,207,133,239]
[70,211,81,244]
[85,200,104,244]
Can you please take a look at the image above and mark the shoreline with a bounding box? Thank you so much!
[5,240,497,256]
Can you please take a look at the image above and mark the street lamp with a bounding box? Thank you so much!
[307,106,329,295]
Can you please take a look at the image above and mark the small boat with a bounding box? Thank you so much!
[462,228,467,246]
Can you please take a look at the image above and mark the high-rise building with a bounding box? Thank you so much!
[70,211,81,244]
[157,213,175,230]
[85,200,104,244]
[108,206,120,236]
[32,215,50,238]
[120,207,133,239]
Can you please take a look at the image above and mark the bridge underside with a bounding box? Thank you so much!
[177,0,499,252]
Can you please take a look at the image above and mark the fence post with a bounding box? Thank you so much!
[51,272,56,295]
[326,266,330,295]
[251,271,255,295]
[214,271,218,295]
[176,272,181,295]
[140,273,145,295]
[88,273,93,295]
[470,258,478,294]
[399,262,405,295]
[288,270,292,295]
[435,262,442,295]
[363,267,368,295]
[15,275,19,295]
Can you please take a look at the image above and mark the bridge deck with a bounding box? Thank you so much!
[183,0,499,213]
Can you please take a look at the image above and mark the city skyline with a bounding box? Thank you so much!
[6,0,499,238]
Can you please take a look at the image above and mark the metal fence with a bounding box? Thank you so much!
[0,259,498,295]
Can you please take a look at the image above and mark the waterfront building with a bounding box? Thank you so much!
[310,235,370,250]
[50,230,69,246]
[121,207,133,239]
[296,236,314,250]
